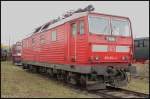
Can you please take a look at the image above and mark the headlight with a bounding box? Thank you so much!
[89,56,100,61]
[95,56,100,60]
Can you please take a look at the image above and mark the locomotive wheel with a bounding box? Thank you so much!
[66,72,76,84]
[39,67,47,74]
[24,64,29,69]
[28,65,33,72]
[53,73,57,80]
[36,66,40,73]
[74,74,81,86]
[62,71,68,83]
[47,69,54,78]
[66,74,71,83]
[22,64,26,69]
[56,74,62,80]
[29,65,36,73]
[33,66,38,73]
[80,75,87,88]
[56,70,63,81]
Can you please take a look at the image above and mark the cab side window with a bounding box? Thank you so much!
[71,23,77,36]
[32,38,35,46]
[79,20,84,34]
[40,34,45,44]
[22,41,25,48]
[143,39,148,47]
[139,40,144,47]
[51,31,57,41]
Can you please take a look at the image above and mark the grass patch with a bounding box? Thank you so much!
[122,63,149,94]
[1,61,96,98]
[123,78,149,94]
[133,63,149,77]
[1,61,149,97]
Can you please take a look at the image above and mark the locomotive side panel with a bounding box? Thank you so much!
[22,39,31,61]
[22,24,67,64]
[76,35,89,63]
[32,34,40,62]
[47,24,66,64]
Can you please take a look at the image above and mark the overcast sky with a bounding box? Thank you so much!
[1,1,149,45]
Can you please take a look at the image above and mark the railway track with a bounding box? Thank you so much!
[22,67,149,98]
[87,87,149,98]
[60,80,149,98]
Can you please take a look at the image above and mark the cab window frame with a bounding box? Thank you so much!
[71,22,77,36]
[139,40,144,47]
[40,34,45,44]
[32,38,36,47]
[51,30,57,41]
[79,20,85,35]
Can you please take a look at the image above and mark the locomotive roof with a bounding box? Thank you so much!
[23,11,130,41]
[35,12,129,34]
[37,12,89,33]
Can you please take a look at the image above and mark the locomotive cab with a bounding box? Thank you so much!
[68,12,136,89]
[86,13,136,88]
[87,13,133,64]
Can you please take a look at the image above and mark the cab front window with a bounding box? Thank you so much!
[111,19,131,36]
[88,16,110,35]
[88,15,131,37]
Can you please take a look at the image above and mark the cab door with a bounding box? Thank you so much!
[70,21,78,63]
[70,18,86,64]
[76,19,87,63]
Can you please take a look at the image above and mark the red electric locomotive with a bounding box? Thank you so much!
[12,41,22,65]
[22,5,136,89]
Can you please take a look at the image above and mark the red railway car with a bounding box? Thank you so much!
[12,42,22,65]
[22,6,136,89]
